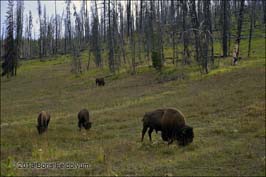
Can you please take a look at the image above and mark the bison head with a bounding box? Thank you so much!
[84,122,92,130]
[176,126,194,146]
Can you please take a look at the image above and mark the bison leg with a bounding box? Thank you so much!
[37,126,41,134]
[141,125,148,142]
[78,121,82,131]
[47,118,50,127]
[148,128,154,142]
[38,126,45,134]
[161,131,169,141]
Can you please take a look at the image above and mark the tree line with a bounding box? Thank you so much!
[1,0,265,77]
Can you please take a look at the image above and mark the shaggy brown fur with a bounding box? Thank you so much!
[161,108,194,146]
[161,108,185,140]
[78,109,92,131]
[141,109,165,142]
[96,78,105,86]
[175,125,194,146]
[141,108,194,146]
[36,111,51,134]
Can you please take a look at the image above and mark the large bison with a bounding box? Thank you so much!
[141,108,194,146]
[95,78,105,86]
[36,111,51,134]
[78,109,92,131]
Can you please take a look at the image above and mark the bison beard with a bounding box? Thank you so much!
[162,125,194,146]
[176,126,194,146]
[95,78,105,86]
[36,111,50,134]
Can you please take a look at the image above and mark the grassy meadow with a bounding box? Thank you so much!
[1,37,265,176]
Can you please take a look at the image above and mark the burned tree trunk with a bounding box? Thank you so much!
[2,0,16,77]
[189,0,200,63]
[221,0,229,57]
[236,0,245,59]
[181,0,190,65]
[248,0,255,57]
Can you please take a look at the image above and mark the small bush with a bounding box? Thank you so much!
[152,51,162,71]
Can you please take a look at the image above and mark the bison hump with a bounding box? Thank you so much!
[37,111,50,126]
[161,108,186,128]
[78,109,90,119]
[143,109,165,123]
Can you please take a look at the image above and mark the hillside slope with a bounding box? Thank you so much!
[1,51,265,175]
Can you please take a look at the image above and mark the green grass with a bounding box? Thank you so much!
[1,37,265,176]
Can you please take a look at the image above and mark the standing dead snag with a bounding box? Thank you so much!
[232,39,239,65]
[233,0,245,65]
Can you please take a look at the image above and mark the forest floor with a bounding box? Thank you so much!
[1,38,265,176]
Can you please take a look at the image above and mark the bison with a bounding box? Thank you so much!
[96,78,105,86]
[36,111,51,134]
[78,109,92,131]
[141,108,194,146]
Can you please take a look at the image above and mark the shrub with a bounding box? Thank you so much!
[152,51,162,71]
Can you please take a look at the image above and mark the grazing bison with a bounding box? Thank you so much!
[141,108,194,146]
[36,111,51,134]
[96,78,105,86]
[78,109,92,131]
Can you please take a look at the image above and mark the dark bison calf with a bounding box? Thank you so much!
[141,108,194,146]
[36,111,51,134]
[78,109,92,131]
[96,78,105,86]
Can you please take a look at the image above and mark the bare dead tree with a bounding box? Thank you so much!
[43,5,47,57]
[2,0,16,77]
[248,0,255,57]
[84,0,90,43]
[91,0,102,68]
[181,0,190,65]
[14,0,24,75]
[118,2,126,64]
[108,0,115,72]
[221,0,229,57]
[65,0,72,54]
[28,11,33,58]
[72,4,82,74]
[37,0,42,59]
[55,0,58,54]
[188,0,200,63]
[235,0,245,60]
